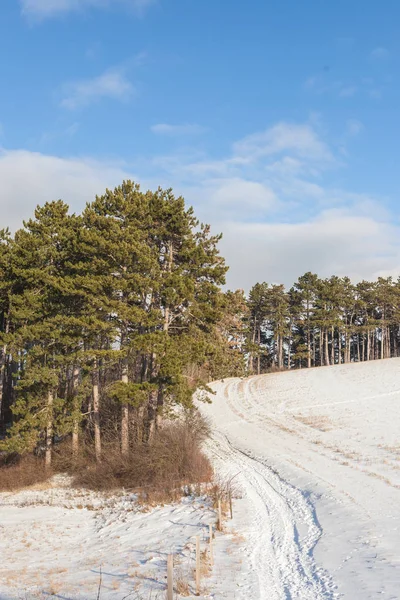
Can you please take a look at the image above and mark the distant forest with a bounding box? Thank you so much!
[0,180,398,464]
[247,274,400,373]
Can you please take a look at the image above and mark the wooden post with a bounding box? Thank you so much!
[167,554,173,600]
[209,524,214,566]
[229,492,233,519]
[217,498,222,531]
[195,535,201,595]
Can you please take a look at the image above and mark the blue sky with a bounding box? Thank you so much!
[1,0,400,289]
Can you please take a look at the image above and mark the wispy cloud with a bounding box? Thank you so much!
[151,123,207,136]
[38,122,80,146]
[370,47,390,59]
[369,88,382,99]
[339,85,357,98]
[346,119,364,136]
[233,122,333,163]
[305,75,358,99]
[20,0,155,20]
[60,68,134,110]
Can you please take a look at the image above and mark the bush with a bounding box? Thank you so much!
[0,454,50,491]
[53,411,213,502]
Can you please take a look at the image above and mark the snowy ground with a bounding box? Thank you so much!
[0,476,250,599]
[200,358,400,600]
[2,359,399,600]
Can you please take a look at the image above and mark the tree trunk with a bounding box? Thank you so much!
[144,353,158,443]
[0,316,9,431]
[92,359,101,462]
[307,299,311,368]
[330,326,334,365]
[319,330,323,366]
[45,390,54,470]
[277,334,283,369]
[257,326,261,375]
[324,329,330,366]
[155,385,164,430]
[121,358,129,456]
[386,325,391,358]
[312,330,316,367]
[72,364,80,457]
[250,322,257,374]
[145,389,158,443]
[163,241,174,333]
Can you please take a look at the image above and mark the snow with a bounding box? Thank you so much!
[2,358,400,599]
[0,476,250,599]
[200,358,400,599]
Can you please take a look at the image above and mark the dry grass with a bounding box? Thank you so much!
[175,569,191,596]
[293,414,334,432]
[0,411,213,504]
[0,454,51,492]
[51,411,213,503]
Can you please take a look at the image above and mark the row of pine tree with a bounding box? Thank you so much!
[247,273,400,373]
[0,181,242,466]
[1,179,400,465]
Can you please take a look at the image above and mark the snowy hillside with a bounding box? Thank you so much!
[201,358,400,599]
[1,359,399,600]
[0,478,250,599]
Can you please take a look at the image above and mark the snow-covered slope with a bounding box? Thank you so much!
[0,478,249,599]
[201,358,400,600]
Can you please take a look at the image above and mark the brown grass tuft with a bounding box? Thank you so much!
[52,411,213,503]
[0,454,51,492]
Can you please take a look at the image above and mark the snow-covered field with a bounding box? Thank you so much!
[0,477,250,599]
[201,358,400,599]
[2,359,400,599]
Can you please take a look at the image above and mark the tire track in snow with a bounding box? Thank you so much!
[209,432,337,600]
[204,380,338,600]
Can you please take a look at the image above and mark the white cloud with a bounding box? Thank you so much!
[346,119,364,136]
[60,68,134,110]
[2,119,398,291]
[233,122,333,163]
[371,47,390,59]
[20,0,155,20]
[0,149,133,231]
[220,210,400,290]
[209,178,277,220]
[151,123,207,136]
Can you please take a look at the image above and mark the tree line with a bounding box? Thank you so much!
[0,181,243,466]
[247,273,400,373]
[2,179,399,467]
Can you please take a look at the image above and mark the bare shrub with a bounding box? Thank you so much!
[208,473,241,507]
[0,454,50,491]
[52,410,213,503]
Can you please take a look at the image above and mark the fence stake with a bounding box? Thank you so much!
[167,554,173,600]
[209,523,214,566]
[196,535,201,595]
[218,498,222,531]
